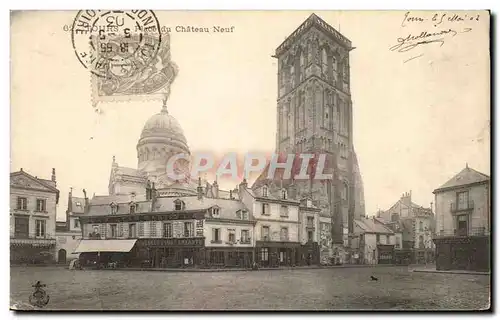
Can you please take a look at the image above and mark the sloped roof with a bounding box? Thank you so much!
[70,197,86,214]
[86,195,252,221]
[10,170,59,193]
[355,218,394,234]
[115,166,142,177]
[434,166,490,192]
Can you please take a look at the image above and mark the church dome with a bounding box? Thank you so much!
[140,107,187,146]
[137,101,191,177]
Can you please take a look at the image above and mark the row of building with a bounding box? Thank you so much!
[10,13,490,272]
[9,161,490,271]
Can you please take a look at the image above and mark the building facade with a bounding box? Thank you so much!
[351,217,400,265]
[433,165,490,272]
[55,189,86,264]
[251,13,365,264]
[377,191,435,263]
[10,169,59,264]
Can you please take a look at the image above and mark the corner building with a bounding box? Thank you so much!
[252,14,366,264]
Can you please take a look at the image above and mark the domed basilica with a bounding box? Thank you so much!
[108,99,198,198]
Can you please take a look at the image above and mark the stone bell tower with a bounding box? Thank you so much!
[273,13,363,258]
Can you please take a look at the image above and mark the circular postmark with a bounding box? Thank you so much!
[71,10,162,78]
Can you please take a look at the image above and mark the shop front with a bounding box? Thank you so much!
[204,247,254,268]
[377,244,395,264]
[10,239,56,264]
[255,241,301,267]
[299,241,320,266]
[134,237,205,268]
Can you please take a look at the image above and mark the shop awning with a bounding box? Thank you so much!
[73,239,137,253]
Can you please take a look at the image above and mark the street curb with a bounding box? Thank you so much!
[412,269,490,276]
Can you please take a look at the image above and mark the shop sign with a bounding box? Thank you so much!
[141,238,204,247]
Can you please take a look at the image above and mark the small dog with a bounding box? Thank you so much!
[370,276,378,281]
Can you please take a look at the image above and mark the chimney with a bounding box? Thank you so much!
[51,168,56,183]
[213,179,219,198]
[239,178,248,194]
[197,177,203,200]
[112,155,118,167]
[83,189,89,214]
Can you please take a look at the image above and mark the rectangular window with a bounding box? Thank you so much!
[184,222,194,237]
[36,199,46,212]
[14,216,29,238]
[119,223,124,237]
[129,204,136,214]
[212,228,221,242]
[138,222,144,237]
[17,197,27,210]
[280,206,289,217]
[100,224,106,238]
[196,220,203,228]
[228,232,236,243]
[164,223,172,238]
[110,224,117,238]
[262,203,270,215]
[236,211,242,219]
[457,191,469,209]
[241,230,250,243]
[280,227,288,241]
[73,218,80,228]
[260,248,269,261]
[262,226,270,240]
[376,234,380,243]
[242,211,248,220]
[307,216,314,227]
[386,235,390,244]
[150,221,157,237]
[128,223,136,238]
[35,220,46,237]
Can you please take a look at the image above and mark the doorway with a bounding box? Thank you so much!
[457,215,468,236]
[58,249,67,264]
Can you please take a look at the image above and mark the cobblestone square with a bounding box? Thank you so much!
[10,266,490,310]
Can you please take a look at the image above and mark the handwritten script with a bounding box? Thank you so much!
[390,11,481,63]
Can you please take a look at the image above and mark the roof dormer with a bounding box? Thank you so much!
[174,199,186,211]
[262,185,269,197]
[210,205,221,217]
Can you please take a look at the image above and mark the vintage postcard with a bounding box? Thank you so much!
[10,10,490,311]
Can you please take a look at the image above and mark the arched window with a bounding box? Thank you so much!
[419,221,423,231]
[419,235,425,248]
[262,186,269,197]
[282,189,287,200]
[321,48,328,75]
[332,56,337,72]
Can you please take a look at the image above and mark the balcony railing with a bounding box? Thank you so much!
[450,200,474,213]
[433,227,489,238]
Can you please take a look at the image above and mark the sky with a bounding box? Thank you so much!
[10,10,490,220]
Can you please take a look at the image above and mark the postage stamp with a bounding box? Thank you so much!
[91,31,178,104]
[71,10,176,104]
